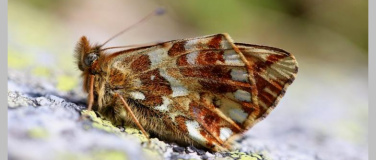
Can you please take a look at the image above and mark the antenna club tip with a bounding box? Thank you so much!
[155,7,166,15]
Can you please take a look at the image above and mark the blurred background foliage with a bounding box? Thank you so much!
[8,0,368,157]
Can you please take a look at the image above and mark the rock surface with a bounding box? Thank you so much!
[8,70,267,160]
[8,70,367,160]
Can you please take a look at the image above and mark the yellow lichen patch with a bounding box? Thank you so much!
[57,75,78,91]
[57,150,128,160]
[80,110,148,142]
[81,110,98,121]
[93,150,128,160]
[8,50,32,69]
[28,127,49,139]
[124,127,148,142]
[79,110,161,159]
[81,110,121,133]
[32,66,51,77]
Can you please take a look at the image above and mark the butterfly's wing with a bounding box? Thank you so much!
[106,34,298,151]
[235,43,298,125]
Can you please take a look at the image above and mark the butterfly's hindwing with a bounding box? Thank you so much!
[102,34,298,151]
[235,43,298,128]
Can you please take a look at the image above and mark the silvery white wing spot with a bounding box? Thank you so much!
[75,33,298,151]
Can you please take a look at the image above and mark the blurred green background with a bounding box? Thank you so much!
[8,0,368,90]
[8,0,368,156]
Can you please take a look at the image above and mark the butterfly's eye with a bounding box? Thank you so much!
[84,53,98,66]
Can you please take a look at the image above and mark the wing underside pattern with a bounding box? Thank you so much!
[103,34,298,151]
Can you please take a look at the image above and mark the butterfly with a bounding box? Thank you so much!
[75,33,298,151]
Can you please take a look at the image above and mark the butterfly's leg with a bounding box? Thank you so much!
[114,93,150,140]
[87,75,95,111]
[79,75,95,121]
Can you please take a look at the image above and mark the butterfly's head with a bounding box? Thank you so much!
[75,36,102,72]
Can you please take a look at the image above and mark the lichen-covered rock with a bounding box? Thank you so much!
[8,70,367,160]
[8,70,266,160]
[8,91,154,160]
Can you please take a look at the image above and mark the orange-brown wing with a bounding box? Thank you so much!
[105,34,298,151]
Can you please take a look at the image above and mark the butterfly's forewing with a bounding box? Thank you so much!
[104,34,298,151]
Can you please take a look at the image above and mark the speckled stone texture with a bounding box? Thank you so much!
[8,70,367,160]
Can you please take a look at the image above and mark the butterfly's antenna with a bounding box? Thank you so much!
[99,8,165,48]
[101,41,164,51]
